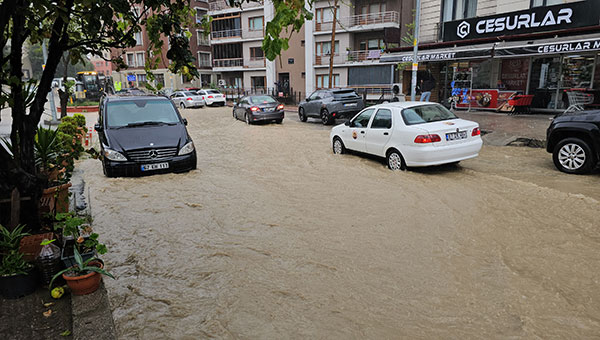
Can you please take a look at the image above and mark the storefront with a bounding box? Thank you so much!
[382,1,600,112]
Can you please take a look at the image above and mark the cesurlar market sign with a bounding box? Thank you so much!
[443,1,600,42]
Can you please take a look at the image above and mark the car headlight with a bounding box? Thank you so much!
[178,141,195,155]
[104,149,127,161]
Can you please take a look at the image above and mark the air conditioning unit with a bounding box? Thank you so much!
[217,79,226,86]
[391,83,405,102]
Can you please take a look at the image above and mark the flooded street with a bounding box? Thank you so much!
[79,106,600,339]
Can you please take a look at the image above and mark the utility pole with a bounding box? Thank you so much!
[410,0,421,101]
[328,0,338,88]
[42,40,60,125]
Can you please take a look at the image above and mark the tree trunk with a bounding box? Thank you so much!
[60,53,70,118]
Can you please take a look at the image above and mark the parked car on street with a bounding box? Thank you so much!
[330,102,483,170]
[299,88,365,125]
[233,95,284,124]
[170,91,205,109]
[546,109,600,174]
[196,89,226,106]
[95,95,197,177]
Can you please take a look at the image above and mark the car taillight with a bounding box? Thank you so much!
[202,96,205,100]
[250,106,260,112]
[414,134,441,143]
[208,95,214,99]
[186,97,192,101]
[472,127,481,136]
[276,104,284,110]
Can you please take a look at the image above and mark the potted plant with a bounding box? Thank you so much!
[0,224,39,299]
[53,213,107,267]
[50,247,114,295]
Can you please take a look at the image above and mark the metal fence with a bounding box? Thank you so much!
[314,11,400,32]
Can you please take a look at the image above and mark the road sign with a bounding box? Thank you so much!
[127,74,136,82]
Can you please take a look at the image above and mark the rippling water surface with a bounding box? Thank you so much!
[80,107,600,339]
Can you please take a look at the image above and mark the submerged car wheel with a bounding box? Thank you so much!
[299,107,307,122]
[321,109,334,125]
[179,102,185,109]
[275,119,283,124]
[245,113,251,125]
[102,160,116,178]
[332,137,346,154]
[553,138,596,174]
[387,149,406,171]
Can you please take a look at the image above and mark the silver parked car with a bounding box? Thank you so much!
[170,91,205,109]
[298,88,364,125]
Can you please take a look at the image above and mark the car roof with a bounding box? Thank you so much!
[104,94,167,102]
[367,101,442,110]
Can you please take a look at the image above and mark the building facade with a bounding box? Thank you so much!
[90,50,113,77]
[382,0,600,111]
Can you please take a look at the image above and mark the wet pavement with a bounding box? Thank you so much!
[79,106,599,339]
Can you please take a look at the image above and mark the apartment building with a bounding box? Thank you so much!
[90,50,113,77]
[111,0,214,90]
[382,0,600,111]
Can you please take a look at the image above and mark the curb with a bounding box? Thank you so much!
[71,281,117,340]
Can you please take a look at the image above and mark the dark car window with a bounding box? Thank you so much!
[350,108,375,128]
[333,90,359,100]
[309,91,321,100]
[206,90,220,94]
[197,91,206,95]
[249,96,276,104]
[370,109,392,129]
[183,91,196,96]
[401,104,457,125]
[106,99,180,128]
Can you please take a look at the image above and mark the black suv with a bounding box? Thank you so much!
[546,110,600,174]
[298,88,364,125]
[95,95,197,177]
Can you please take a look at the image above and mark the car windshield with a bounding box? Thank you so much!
[183,91,196,96]
[249,96,276,104]
[401,104,457,125]
[333,90,359,99]
[106,99,180,128]
[206,90,220,94]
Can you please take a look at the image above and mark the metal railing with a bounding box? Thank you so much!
[314,11,400,32]
[198,60,212,68]
[314,50,383,65]
[211,28,242,39]
[212,58,265,68]
[209,0,263,12]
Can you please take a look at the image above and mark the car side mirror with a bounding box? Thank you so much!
[344,121,351,126]
[94,123,102,132]
[305,98,310,102]
[182,118,188,126]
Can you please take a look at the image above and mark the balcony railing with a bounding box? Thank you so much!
[212,58,265,68]
[211,28,242,39]
[209,0,263,12]
[314,11,400,32]
[315,50,383,65]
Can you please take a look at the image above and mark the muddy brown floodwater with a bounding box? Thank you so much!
[79,107,600,339]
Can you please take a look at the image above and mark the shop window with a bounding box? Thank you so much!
[530,0,562,8]
[561,55,595,89]
[500,58,529,91]
[249,16,263,31]
[442,0,477,22]
[471,59,492,89]
[529,57,561,109]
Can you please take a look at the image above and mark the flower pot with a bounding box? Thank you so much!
[40,182,72,214]
[60,241,95,268]
[63,261,103,295]
[0,267,39,299]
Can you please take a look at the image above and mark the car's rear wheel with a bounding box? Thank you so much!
[332,137,346,154]
[387,149,406,171]
[275,119,283,124]
[299,107,307,122]
[321,109,333,125]
[553,137,596,174]
[179,102,185,109]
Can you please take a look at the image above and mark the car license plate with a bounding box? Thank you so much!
[141,162,169,171]
[344,103,357,107]
[446,131,467,141]
[265,107,275,112]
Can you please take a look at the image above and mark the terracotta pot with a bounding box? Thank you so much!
[63,260,103,296]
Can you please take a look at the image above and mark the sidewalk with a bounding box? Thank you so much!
[283,105,553,147]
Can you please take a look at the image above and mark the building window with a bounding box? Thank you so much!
[155,73,165,87]
[316,41,339,56]
[197,30,210,46]
[360,3,386,14]
[126,53,135,67]
[315,7,339,23]
[105,61,109,67]
[198,52,211,67]
[134,32,143,46]
[442,0,477,22]
[316,74,340,88]
[251,76,266,90]
[196,8,207,24]
[201,74,211,86]
[249,47,264,60]
[359,39,384,51]
[248,16,264,31]
[530,0,562,7]
[136,52,145,68]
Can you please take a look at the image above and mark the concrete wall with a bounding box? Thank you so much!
[277,25,306,95]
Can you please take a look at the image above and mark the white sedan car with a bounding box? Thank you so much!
[196,89,226,106]
[329,102,483,170]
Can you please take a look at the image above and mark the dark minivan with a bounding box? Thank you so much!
[95,95,197,177]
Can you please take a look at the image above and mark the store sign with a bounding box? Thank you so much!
[496,38,600,57]
[443,1,599,42]
[383,49,491,63]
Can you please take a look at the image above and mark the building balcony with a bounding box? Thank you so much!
[314,11,400,33]
[208,0,263,13]
[210,28,263,43]
[314,50,383,66]
[212,57,265,71]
